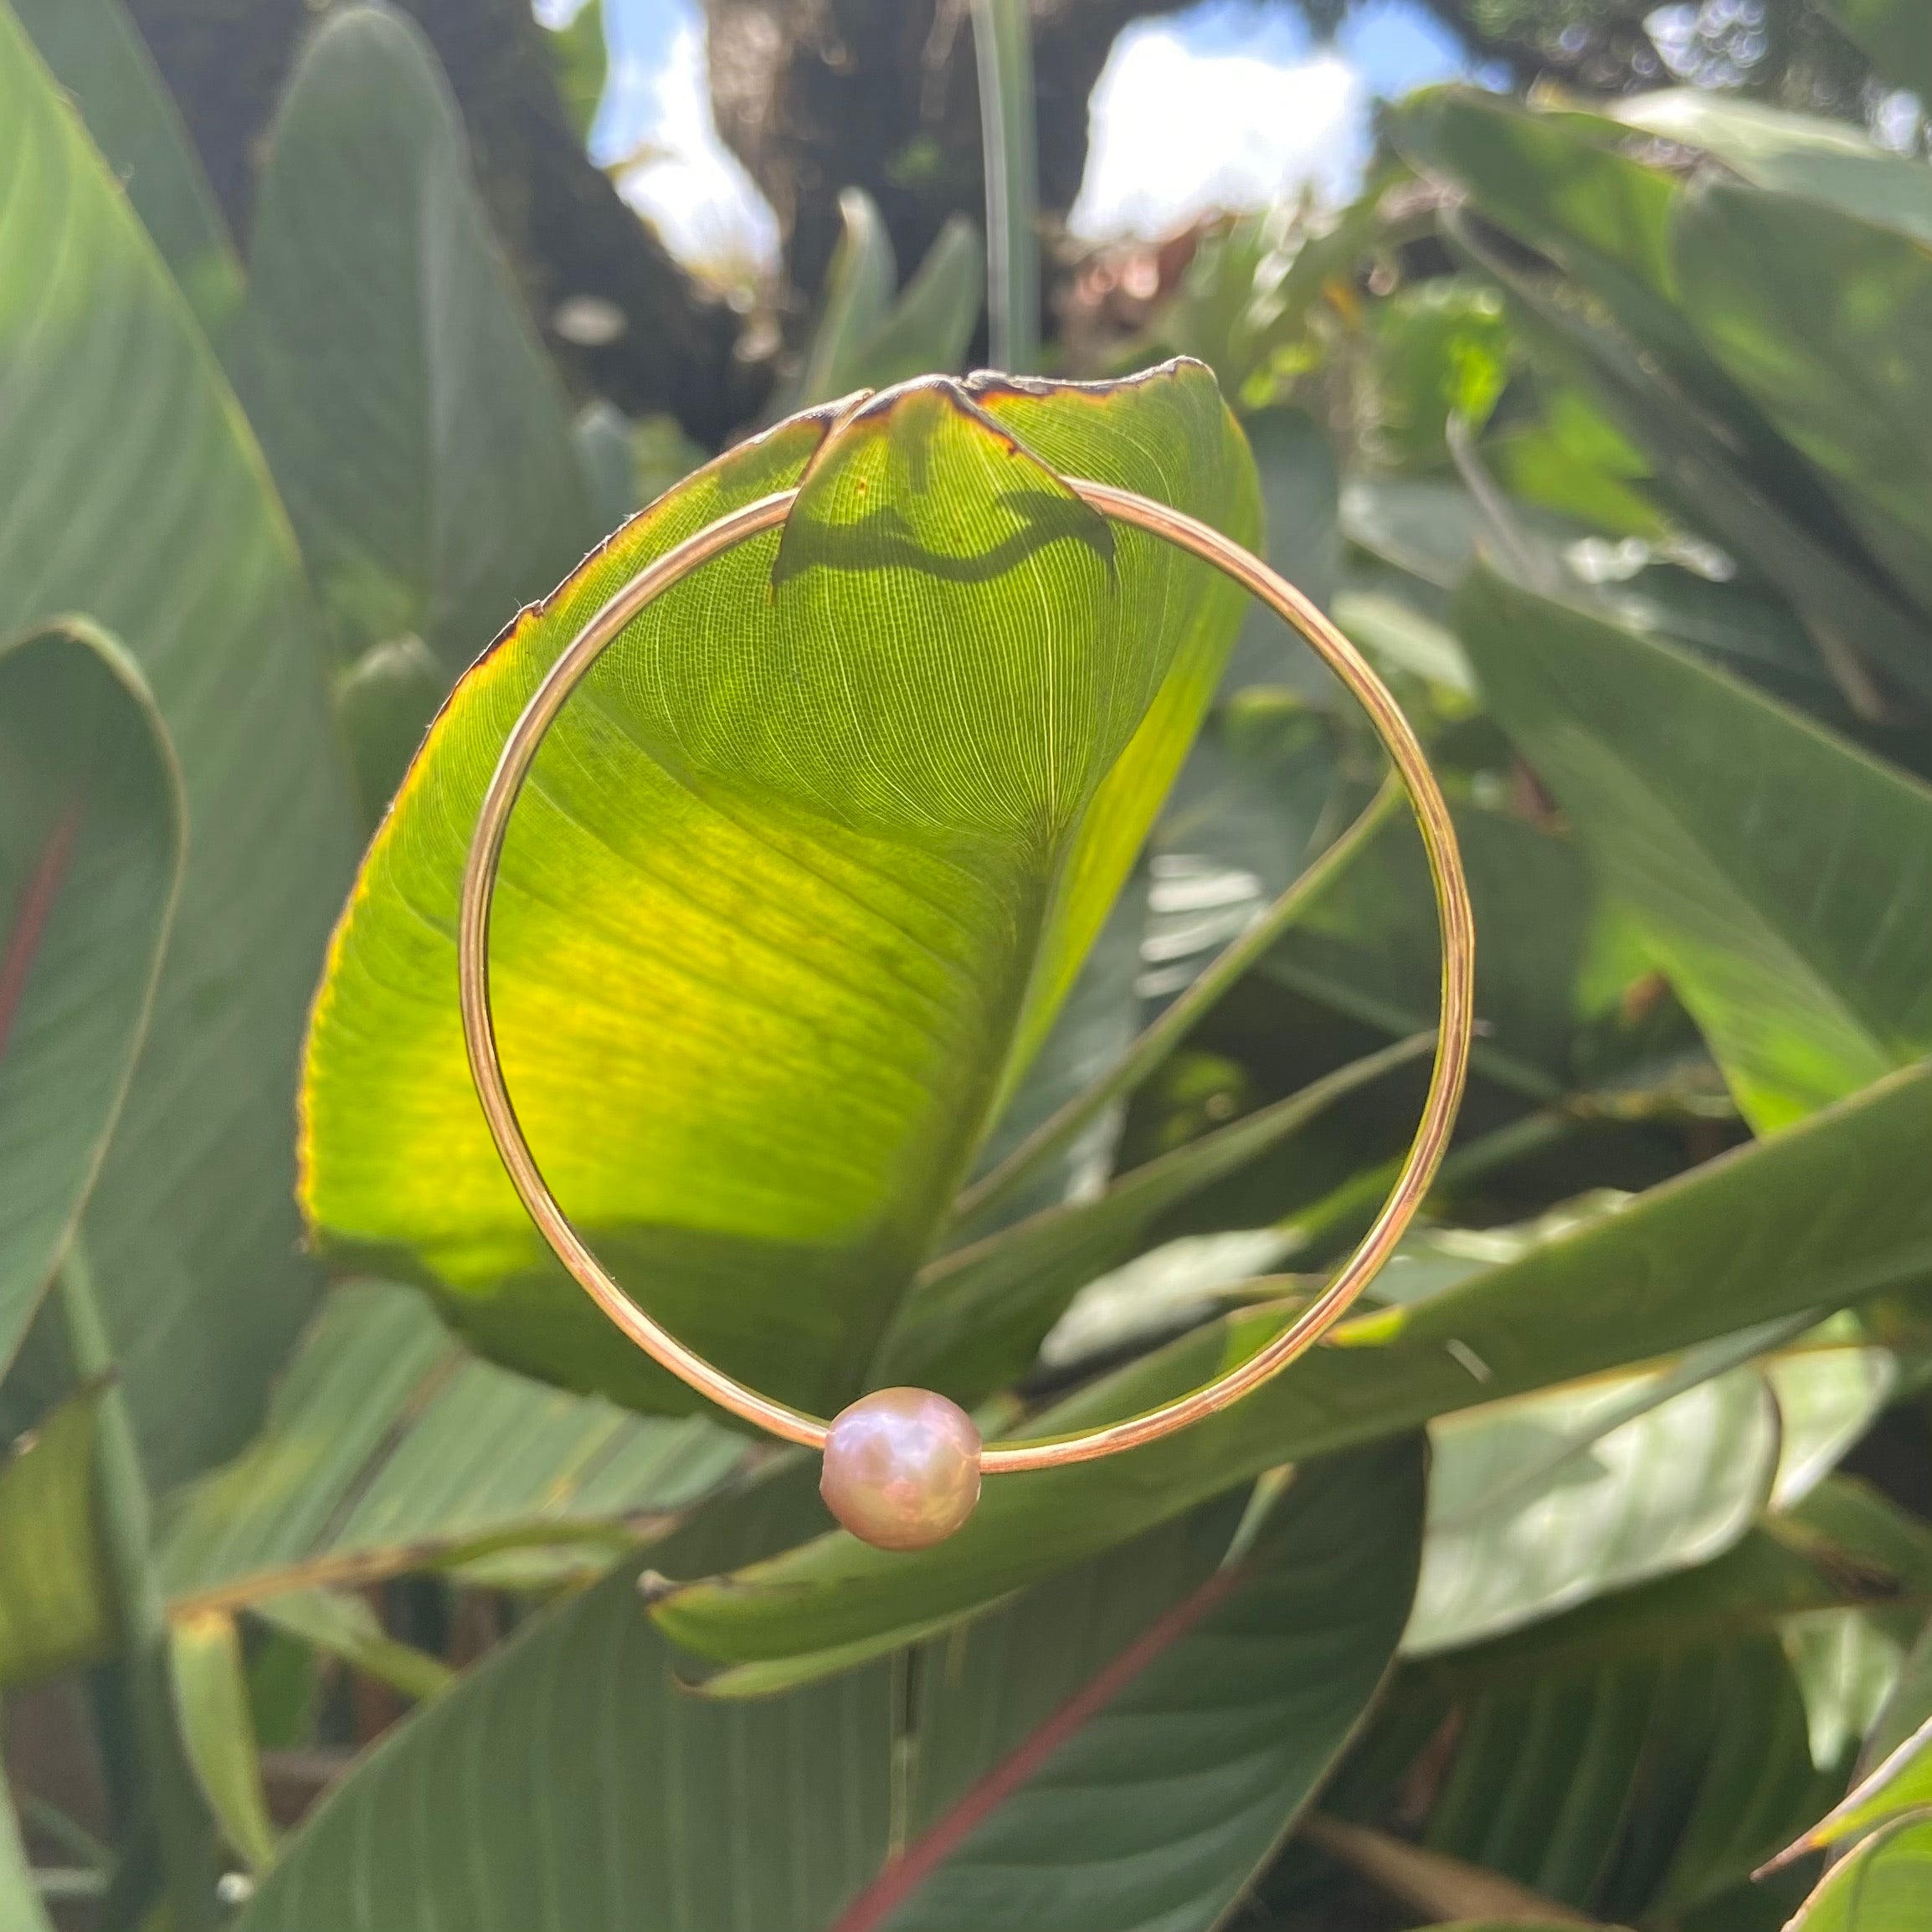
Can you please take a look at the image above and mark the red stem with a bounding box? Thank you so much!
[0,801,83,1061]
[832,1560,1248,1932]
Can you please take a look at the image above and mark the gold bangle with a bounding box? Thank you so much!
[458,478,1474,1547]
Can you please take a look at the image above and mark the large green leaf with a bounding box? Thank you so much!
[301,362,1258,1418]
[1786,1811,1932,1932]
[157,1281,744,1610]
[0,624,181,1378]
[1405,1359,1780,1657]
[1614,91,1932,249]
[651,1058,1932,1676]
[233,3,596,668]
[233,1439,1421,1932]
[0,5,357,1484]
[1674,179,1932,619]
[11,0,241,338]
[1454,563,1932,1130]
[1390,87,1676,318]
[0,1387,113,1690]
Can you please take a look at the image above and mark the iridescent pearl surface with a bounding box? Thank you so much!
[820,1387,982,1550]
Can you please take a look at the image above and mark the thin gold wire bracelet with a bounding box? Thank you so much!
[456,479,1476,1549]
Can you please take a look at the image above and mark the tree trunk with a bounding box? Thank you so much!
[704,0,1170,311]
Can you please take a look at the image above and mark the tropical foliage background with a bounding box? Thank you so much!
[3,1,1932,1929]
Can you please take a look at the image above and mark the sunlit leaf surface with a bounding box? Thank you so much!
[301,363,1258,1417]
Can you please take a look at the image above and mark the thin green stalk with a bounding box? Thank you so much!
[953,775,1403,1231]
[969,0,1039,373]
[1279,1107,1574,1263]
[56,1241,216,1932]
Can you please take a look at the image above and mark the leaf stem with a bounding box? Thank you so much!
[1277,1105,1572,1263]
[969,0,1039,373]
[55,1241,216,1932]
[953,775,1404,1230]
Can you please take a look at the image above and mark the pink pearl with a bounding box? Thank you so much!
[820,1387,982,1550]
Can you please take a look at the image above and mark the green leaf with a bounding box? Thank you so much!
[794,188,897,407]
[1868,1615,1932,1770]
[1493,378,1669,543]
[0,1386,114,1691]
[851,214,984,393]
[880,1033,1429,1404]
[1401,88,1932,707]
[1614,91,1932,249]
[795,192,984,408]
[1454,563,1932,1129]
[11,0,242,339]
[1448,212,1932,710]
[1769,1344,1898,1509]
[1785,1477,1932,1599]
[1390,87,1676,306]
[0,624,181,1379]
[538,0,604,142]
[1674,179,1932,619]
[157,1281,744,1609]
[1263,798,1596,1101]
[1406,1359,1780,1657]
[1343,477,1482,592]
[1231,406,1341,682]
[1595,565,1842,711]
[233,3,596,667]
[249,1589,454,1705]
[1411,1528,1912,1695]
[1395,86,1833,524]
[300,362,1258,1417]
[1786,1606,1914,1774]
[0,3,357,1486]
[1780,1715,1932,1862]
[170,1608,277,1872]
[1822,0,1932,101]
[231,1438,1422,1932]
[1370,278,1513,467]
[330,629,443,825]
[0,1778,54,1932]
[1785,1811,1932,1932]
[1419,1633,1825,1919]
[946,869,1143,1241]
[570,398,638,533]
[650,1058,1932,1677]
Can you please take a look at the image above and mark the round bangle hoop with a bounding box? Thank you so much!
[457,479,1475,1482]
